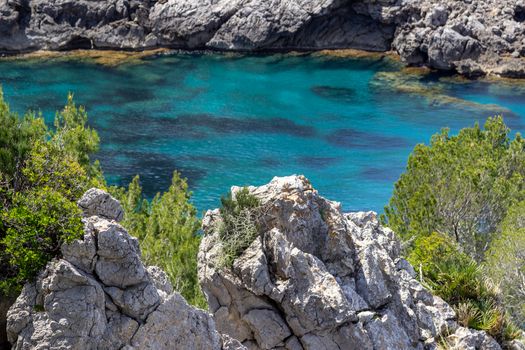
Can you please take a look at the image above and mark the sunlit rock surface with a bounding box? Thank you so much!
[198,175,501,350]
[6,189,241,350]
[0,0,523,76]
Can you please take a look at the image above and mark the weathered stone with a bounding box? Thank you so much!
[199,175,480,350]
[94,219,149,288]
[243,309,291,349]
[105,282,160,321]
[61,219,97,273]
[78,187,124,221]
[130,293,223,350]
[5,184,511,350]
[7,260,106,350]
[7,188,242,350]
[146,265,174,297]
[446,327,502,350]
[365,310,414,350]
[0,0,522,77]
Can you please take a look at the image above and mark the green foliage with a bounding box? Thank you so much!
[216,188,261,268]
[0,91,101,296]
[408,232,520,341]
[0,92,46,190]
[383,116,525,261]
[114,172,206,308]
[485,200,525,328]
[1,188,83,293]
[0,89,206,309]
[51,94,100,173]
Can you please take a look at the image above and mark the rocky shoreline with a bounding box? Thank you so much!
[0,0,524,77]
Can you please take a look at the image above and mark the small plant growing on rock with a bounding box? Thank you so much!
[216,187,261,268]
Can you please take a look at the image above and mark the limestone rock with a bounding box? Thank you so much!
[0,0,521,76]
[7,189,242,350]
[198,175,470,350]
[446,327,502,350]
[391,0,525,77]
[77,187,124,221]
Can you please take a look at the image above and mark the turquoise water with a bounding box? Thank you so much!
[1,52,524,213]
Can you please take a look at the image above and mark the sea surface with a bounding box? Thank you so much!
[1,52,524,213]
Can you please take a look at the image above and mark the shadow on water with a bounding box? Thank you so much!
[297,156,340,169]
[360,167,403,182]
[260,157,282,168]
[107,113,317,145]
[325,128,409,150]
[97,150,207,197]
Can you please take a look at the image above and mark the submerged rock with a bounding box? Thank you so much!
[198,175,500,350]
[6,189,240,350]
[0,0,522,77]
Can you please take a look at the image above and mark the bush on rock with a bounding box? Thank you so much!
[0,92,102,295]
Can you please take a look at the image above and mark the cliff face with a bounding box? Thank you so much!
[4,180,520,349]
[198,175,504,350]
[0,0,523,77]
[6,188,243,350]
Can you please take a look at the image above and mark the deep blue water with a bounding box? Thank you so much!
[1,52,524,213]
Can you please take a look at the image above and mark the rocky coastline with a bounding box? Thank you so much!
[0,0,524,77]
[6,177,524,349]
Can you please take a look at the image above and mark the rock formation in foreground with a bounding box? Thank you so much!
[6,188,243,350]
[5,179,522,349]
[198,175,507,350]
[0,0,524,77]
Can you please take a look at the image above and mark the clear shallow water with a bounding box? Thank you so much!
[1,52,525,213]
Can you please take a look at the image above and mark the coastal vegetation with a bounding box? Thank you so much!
[384,116,525,338]
[0,92,102,296]
[485,201,525,328]
[0,93,204,308]
[216,187,261,268]
[111,173,205,308]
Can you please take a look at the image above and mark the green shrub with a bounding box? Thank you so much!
[383,116,525,261]
[0,89,207,308]
[113,172,206,308]
[0,94,46,183]
[1,188,84,292]
[0,92,101,296]
[408,232,520,341]
[216,188,261,268]
[485,200,525,329]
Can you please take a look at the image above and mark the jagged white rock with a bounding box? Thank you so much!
[5,179,521,349]
[6,189,244,350]
[198,175,502,350]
